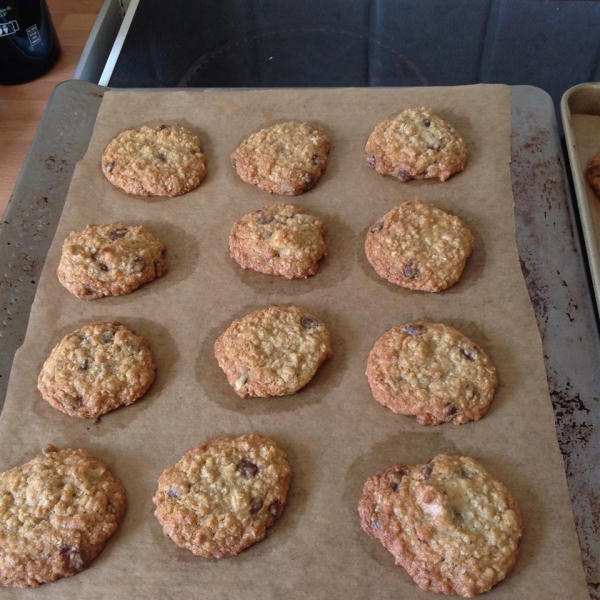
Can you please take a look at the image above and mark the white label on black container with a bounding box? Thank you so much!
[26,24,41,46]
[0,19,18,36]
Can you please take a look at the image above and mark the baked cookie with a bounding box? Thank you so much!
[229,204,327,279]
[0,444,125,588]
[231,121,330,195]
[102,124,206,196]
[57,223,167,300]
[365,107,467,182]
[358,455,523,597]
[365,200,474,292]
[585,152,600,197]
[366,322,497,426]
[153,434,291,558]
[214,305,333,398]
[38,322,156,418]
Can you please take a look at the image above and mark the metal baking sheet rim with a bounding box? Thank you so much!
[561,82,600,318]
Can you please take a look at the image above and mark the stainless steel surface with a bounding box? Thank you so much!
[0,80,104,406]
[73,0,125,83]
[561,82,600,322]
[98,0,140,86]
[512,85,599,599]
[0,83,597,597]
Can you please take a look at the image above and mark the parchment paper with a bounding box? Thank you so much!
[0,87,589,599]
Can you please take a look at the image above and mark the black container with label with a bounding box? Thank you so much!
[0,0,60,85]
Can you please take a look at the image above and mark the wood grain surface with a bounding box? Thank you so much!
[0,0,104,217]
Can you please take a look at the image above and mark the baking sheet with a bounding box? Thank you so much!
[0,86,589,599]
[561,83,600,318]
[570,114,600,239]
[572,114,600,313]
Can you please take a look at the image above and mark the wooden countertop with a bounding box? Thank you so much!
[0,0,104,217]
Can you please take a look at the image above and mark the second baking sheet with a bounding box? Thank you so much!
[0,86,589,599]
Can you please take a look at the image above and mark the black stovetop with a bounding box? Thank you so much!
[109,0,600,110]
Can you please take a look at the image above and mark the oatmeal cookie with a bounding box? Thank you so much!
[229,204,327,279]
[0,444,125,588]
[365,322,498,425]
[231,121,330,195]
[365,107,467,182]
[57,223,167,300]
[585,152,600,197]
[365,200,474,292]
[102,124,206,196]
[38,322,156,418]
[153,434,291,558]
[358,454,523,597]
[214,305,333,398]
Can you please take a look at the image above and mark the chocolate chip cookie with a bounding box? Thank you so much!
[102,124,206,196]
[365,200,474,292]
[365,108,468,182]
[366,322,498,426]
[229,204,327,279]
[38,322,156,418]
[0,444,126,588]
[214,305,333,398]
[231,121,330,195]
[153,434,291,558]
[358,454,523,597]
[365,107,467,182]
[585,152,600,197]
[57,223,167,300]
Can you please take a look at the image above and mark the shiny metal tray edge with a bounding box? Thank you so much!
[561,82,600,323]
